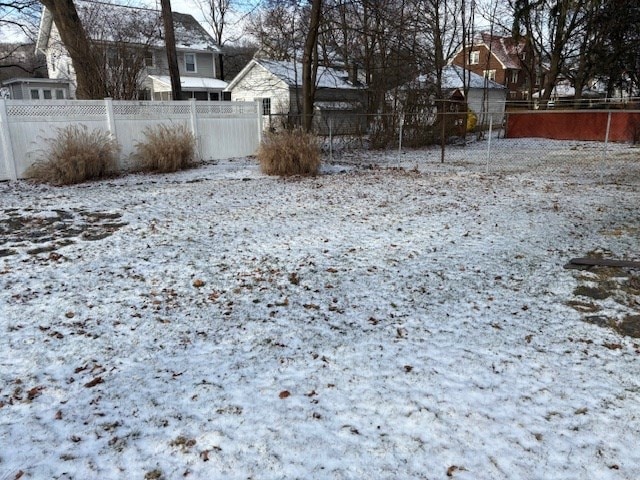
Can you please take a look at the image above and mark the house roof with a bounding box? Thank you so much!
[474,33,523,70]
[412,65,506,91]
[37,1,220,54]
[149,75,228,91]
[225,58,362,92]
[2,77,71,86]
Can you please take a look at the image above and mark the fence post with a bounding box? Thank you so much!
[398,113,404,155]
[329,117,333,162]
[256,100,263,147]
[0,98,18,181]
[601,111,612,181]
[104,98,117,139]
[486,114,493,174]
[188,98,202,160]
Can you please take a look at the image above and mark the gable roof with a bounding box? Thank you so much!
[225,58,362,92]
[37,0,219,54]
[474,33,523,70]
[411,65,506,91]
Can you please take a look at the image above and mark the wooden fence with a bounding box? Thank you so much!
[0,98,263,181]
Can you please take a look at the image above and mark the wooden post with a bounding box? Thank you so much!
[0,99,18,181]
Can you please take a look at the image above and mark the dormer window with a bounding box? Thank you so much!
[185,53,196,73]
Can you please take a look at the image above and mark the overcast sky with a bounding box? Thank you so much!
[0,0,248,43]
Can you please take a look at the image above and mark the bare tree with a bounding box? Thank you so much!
[194,0,261,79]
[39,0,108,99]
[160,0,182,100]
[246,1,303,60]
[76,2,161,100]
[0,0,40,40]
[511,0,592,106]
[301,0,321,131]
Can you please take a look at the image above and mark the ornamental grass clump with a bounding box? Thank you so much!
[25,125,120,186]
[258,129,321,177]
[134,124,197,173]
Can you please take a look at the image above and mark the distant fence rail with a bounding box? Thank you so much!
[0,98,262,181]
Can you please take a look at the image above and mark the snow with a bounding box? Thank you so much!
[415,65,506,91]
[1,138,640,479]
[256,59,360,90]
[149,76,228,90]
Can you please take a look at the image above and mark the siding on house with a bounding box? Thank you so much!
[231,64,291,114]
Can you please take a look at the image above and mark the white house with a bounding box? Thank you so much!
[437,65,507,124]
[224,58,366,133]
[35,0,228,100]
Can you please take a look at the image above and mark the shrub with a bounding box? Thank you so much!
[258,129,321,176]
[133,124,197,173]
[26,125,120,186]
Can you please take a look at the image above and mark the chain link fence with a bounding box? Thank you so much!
[265,109,640,184]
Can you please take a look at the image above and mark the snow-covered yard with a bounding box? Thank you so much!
[1,139,640,479]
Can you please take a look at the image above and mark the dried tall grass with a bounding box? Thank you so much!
[133,124,197,173]
[25,125,120,185]
[258,129,321,177]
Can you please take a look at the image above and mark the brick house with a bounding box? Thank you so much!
[451,33,545,104]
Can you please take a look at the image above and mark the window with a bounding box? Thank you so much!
[483,69,496,81]
[509,91,518,99]
[144,50,154,67]
[261,98,271,115]
[222,92,231,101]
[56,89,65,99]
[510,70,519,84]
[185,53,196,72]
[469,50,480,65]
[43,89,52,99]
[210,92,220,101]
[30,89,39,100]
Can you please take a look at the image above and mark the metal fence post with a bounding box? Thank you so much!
[601,111,612,181]
[398,113,404,155]
[329,117,333,162]
[0,98,18,181]
[485,114,493,174]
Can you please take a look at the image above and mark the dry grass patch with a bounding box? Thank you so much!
[133,124,196,173]
[26,125,120,186]
[258,129,321,177]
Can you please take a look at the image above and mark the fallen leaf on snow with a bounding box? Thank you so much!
[84,377,104,388]
[279,390,291,399]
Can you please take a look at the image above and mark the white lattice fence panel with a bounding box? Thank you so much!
[6,100,106,121]
[113,101,191,118]
[196,101,258,117]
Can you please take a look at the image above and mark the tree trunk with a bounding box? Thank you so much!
[302,0,322,132]
[160,0,182,100]
[39,0,107,99]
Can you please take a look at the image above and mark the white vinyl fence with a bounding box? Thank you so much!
[0,98,262,181]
